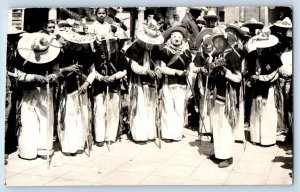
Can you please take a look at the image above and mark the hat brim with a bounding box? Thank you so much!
[136,30,164,45]
[254,35,279,48]
[225,24,247,37]
[189,7,208,11]
[163,26,189,42]
[59,30,96,44]
[58,23,72,28]
[195,28,213,48]
[203,15,220,20]
[273,23,292,29]
[242,22,264,30]
[17,33,60,64]
[211,32,237,45]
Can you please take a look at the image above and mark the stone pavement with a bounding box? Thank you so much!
[4,128,292,186]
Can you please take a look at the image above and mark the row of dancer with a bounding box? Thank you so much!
[5,8,292,169]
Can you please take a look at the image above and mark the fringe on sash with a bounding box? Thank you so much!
[129,74,138,128]
[224,83,239,129]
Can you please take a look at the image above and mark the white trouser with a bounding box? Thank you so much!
[131,85,156,141]
[161,84,186,141]
[94,92,120,142]
[250,86,277,145]
[57,90,88,153]
[19,88,54,159]
[211,100,234,160]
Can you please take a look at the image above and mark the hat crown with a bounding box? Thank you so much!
[206,10,217,17]
[274,17,292,28]
[286,29,292,37]
[252,27,279,48]
[142,19,161,38]
[255,27,271,40]
[212,26,227,37]
[282,17,292,25]
[248,18,259,23]
[31,37,50,52]
[241,27,250,33]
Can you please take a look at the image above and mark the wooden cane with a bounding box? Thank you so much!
[155,79,162,149]
[76,75,90,157]
[104,65,110,152]
[46,71,51,169]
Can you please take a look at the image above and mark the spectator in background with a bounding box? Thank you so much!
[40,20,56,36]
[278,29,293,145]
[105,7,127,32]
[241,18,264,37]
[202,10,219,30]
[181,7,199,51]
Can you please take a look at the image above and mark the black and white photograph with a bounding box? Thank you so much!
[4,6,293,186]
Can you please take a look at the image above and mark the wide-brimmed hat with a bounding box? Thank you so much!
[203,10,220,20]
[163,26,189,42]
[225,24,248,38]
[136,19,164,45]
[211,26,237,45]
[7,26,24,35]
[17,32,61,64]
[252,27,279,48]
[58,30,96,44]
[195,28,213,48]
[273,17,292,28]
[242,18,264,30]
[58,20,72,28]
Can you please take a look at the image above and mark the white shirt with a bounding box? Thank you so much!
[279,50,292,77]
[87,20,112,41]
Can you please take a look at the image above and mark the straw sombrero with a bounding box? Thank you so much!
[273,17,292,29]
[252,27,279,49]
[17,32,61,64]
[225,24,248,38]
[58,30,96,44]
[163,26,189,42]
[203,10,220,20]
[211,27,237,45]
[136,19,164,45]
[58,20,72,28]
[242,18,264,30]
[195,28,213,49]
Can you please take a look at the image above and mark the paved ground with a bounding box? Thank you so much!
[4,128,292,186]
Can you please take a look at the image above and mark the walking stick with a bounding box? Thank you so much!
[117,85,123,142]
[104,65,110,152]
[241,79,247,151]
[199,73,209,145]
[186,75,209,142]
[46,71,51,169]
[154,79,162,149]
[76,75,90,157]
